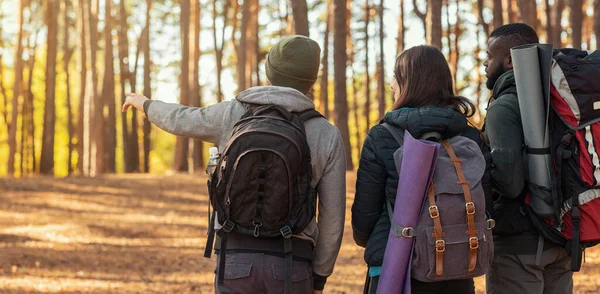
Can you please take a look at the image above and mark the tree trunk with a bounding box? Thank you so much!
[0,55,9,138]
[64,0,74,175]
[117,0,133,172]
[364,0,371,134]
[545,0,552,43]
[213,0,230,103]
[320,2,331,118]
[397,0,404,55]
[173,0,190,172]
[77,0,87,175]
[88,0,102,176]
[452,0,462,89]
[502,0,518,24]
[40,0,59,175]
[23,30,38,174]
[290,0,309,36]
[237,0,249,92]
[333,0,353,170]
[427,0,443,49]
[191,0,203,172]
[571,0,583,49]
[476,0,490,38]
[517,0,537,28]
[551,0,565,47]
[377,0,386,117]
[493,0,503,29]
[245,0,258,88]
[595,0,600,50]
[101,0,116,173]
[143,0,152,173]
[413,0,427,39]
[7,0,25,176]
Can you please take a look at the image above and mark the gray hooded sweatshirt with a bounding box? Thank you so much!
[144,86,346,282]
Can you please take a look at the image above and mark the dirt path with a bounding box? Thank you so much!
[0,173,598,293]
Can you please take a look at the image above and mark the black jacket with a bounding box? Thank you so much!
[352,107,487,266]
[483,70,542,255]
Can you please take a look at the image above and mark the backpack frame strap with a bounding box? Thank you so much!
[427,183,445,277]
[442,140,479,273]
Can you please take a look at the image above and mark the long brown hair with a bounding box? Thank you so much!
[392,45,475,117]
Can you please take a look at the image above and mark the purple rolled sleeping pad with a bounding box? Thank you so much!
[377,131,441,294]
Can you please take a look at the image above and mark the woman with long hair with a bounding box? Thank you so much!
[352,45,487,294]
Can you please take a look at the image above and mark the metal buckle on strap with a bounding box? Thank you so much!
[487,219,496,230]
[280,226,292,239]
[436,240,446,252]
[429,206,440,219]
[222,220,235,233]
[469,237,479,249]
[401,227,414,238]
[466,202,476,215]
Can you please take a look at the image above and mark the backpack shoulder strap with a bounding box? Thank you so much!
[381,123,403,145]
[297,109,324,122]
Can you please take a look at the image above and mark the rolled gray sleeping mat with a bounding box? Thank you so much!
[510,43,555,218]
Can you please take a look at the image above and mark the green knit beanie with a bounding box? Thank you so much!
[266,35,321,94]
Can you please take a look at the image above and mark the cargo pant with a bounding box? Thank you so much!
[215,252,313,294]
[486,242,573,294]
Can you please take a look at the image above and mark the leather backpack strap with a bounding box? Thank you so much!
[442,140,479,273]
[427,183,445,277]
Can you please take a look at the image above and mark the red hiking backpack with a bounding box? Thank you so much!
[528,49,600,271]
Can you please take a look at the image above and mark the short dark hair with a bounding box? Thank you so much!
[490,23,540,47]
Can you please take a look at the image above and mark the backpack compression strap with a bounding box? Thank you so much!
[442,140,479,273]
[427,182,446,277]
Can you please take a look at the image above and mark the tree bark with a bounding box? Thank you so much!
[397,0,404,55]
[493,0,503,29]
[333,0,353,170]
[7,0,25,176]
[117,0,133,172]
[143,0,152,173]
[377,0,386,117]
[364,0,371,134]
[213,0,230,103]
[77,0,87,175]
[476,0,490,38]
[101,0,116,173]
[320,2,331,118]
[452,0,461,88]
[191,0,203,172]
[173,0,190,172]
[40,0,59,175]
[517,0,537,28]
[427,0,443,49]
[413,0,427,39]
[237,0,250,92]
[595,0,600,50]
[571,0,583,49]
[64,0,74,175]
[551,0,565,47]
[290,0,309,36]
[88,0,102,176]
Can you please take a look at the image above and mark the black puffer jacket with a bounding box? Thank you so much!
[352,107,488,267]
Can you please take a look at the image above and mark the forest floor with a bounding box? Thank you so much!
[0,173,599,293]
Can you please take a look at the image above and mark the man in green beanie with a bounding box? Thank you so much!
[123,35,346,294]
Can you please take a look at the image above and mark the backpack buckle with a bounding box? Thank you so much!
[280,226,292,239]
[222,220,235,233]
[435,240,445,252]
[469,237,479,249]
[429,206,440,219]
[466,202,476,215]
[401,227,414,238]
